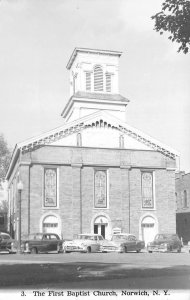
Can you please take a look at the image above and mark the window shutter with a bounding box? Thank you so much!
[86,72,91,91]
[106,73,112,92]
[94,65,103,91]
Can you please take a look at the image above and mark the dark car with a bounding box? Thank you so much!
[21,233,63,254]
[147,234,182,253]
[100,233,145,253]
[0,232,17,254]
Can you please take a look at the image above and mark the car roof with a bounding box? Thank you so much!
[113,233,134,236]
[78,234,102,236]
[0,232,10,236]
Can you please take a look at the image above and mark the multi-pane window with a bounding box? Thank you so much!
[94,170,107,208]
[85,72,91,91]
[106,73,112,92]
[94,65,103,92]
[44,168,57,207]
[141,172,154,209]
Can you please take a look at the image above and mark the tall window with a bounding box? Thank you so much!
[183,190,187,208]
[106,73,112,92]
[94,170,107,208]
[94,65,103,92]
[44,168,57,207]
[85,72,91,91]
[141,172,154,209]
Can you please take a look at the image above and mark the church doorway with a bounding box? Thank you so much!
[42,215,61,237]
[93,215,110,239]
[141,216,157,246]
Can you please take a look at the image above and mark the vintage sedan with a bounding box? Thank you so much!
[21,233,63,254]
[147,234,182,253]
[63,234,104,253]
[0,232,17,254]
[100,233,145,253]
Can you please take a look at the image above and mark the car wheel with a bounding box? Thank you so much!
[148,251,152,253]
[86,246,91,253]
[177,247,181,253]
[169,246,172,252]
[31,247,38,254]
[124,246,127,253]
[136,249,141,253]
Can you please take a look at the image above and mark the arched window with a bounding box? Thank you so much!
[42,215,59,235]
[94,65,103,92]
[183,190,187,208]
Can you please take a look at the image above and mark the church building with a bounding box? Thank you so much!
[6,48,179,245]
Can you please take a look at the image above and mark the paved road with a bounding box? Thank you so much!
[0,252,190,290]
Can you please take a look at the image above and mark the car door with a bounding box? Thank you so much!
[41,234,52,252]
[49,234,59,251]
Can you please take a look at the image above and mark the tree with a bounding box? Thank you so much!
[0,134,11,185]
[151,0,190,54]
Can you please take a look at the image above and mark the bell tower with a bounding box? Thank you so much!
[62,48,129,123]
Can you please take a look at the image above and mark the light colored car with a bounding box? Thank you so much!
[100,233,145,253]
[147,234,182,253]
[63,234,104,253]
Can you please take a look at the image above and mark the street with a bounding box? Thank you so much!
[0,251,190,290]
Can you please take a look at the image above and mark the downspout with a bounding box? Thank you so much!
[128,168,131,233]
[80,167,82,234]
[28,164,31,237]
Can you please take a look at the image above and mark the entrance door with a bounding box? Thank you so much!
[101,225,105,239]
[141,216,157,246]
[93,216,110,239]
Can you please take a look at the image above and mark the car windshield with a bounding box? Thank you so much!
[155,234,176,240]
[77,235,96,240]
[0,234,10,240]
[112,235,128,241]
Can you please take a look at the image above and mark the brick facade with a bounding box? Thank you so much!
[7,145,177,243]
[176,172,190,244]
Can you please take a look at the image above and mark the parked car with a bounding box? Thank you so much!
[100,233,145,253]
[63,234,105,253]
[21,233,63,254]
[0,232,17,254]
[147,234,182,253]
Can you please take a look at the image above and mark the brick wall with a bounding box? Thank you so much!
[16,146,176,240]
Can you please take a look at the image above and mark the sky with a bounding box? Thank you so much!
[0,0,190,172]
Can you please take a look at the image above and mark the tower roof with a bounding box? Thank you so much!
[66,47,122,70]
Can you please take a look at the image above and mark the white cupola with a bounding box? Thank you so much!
[62,48,129,123]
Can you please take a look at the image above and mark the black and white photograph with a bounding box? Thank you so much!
[0,0,190,299]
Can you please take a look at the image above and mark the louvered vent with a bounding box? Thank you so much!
[86,72,91,91]
[106,73,111,92]
[94,65,103,91]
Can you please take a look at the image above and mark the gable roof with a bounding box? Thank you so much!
[6,110,179,179]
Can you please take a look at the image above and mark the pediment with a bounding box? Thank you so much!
[18,111,179,159]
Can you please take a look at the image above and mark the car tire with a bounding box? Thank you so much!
[148,251,152,253]
[124,246,127,253]
[177,247,181,253]
[136,249,141,253]
[31,247,38,254]
[86,246,91,253]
